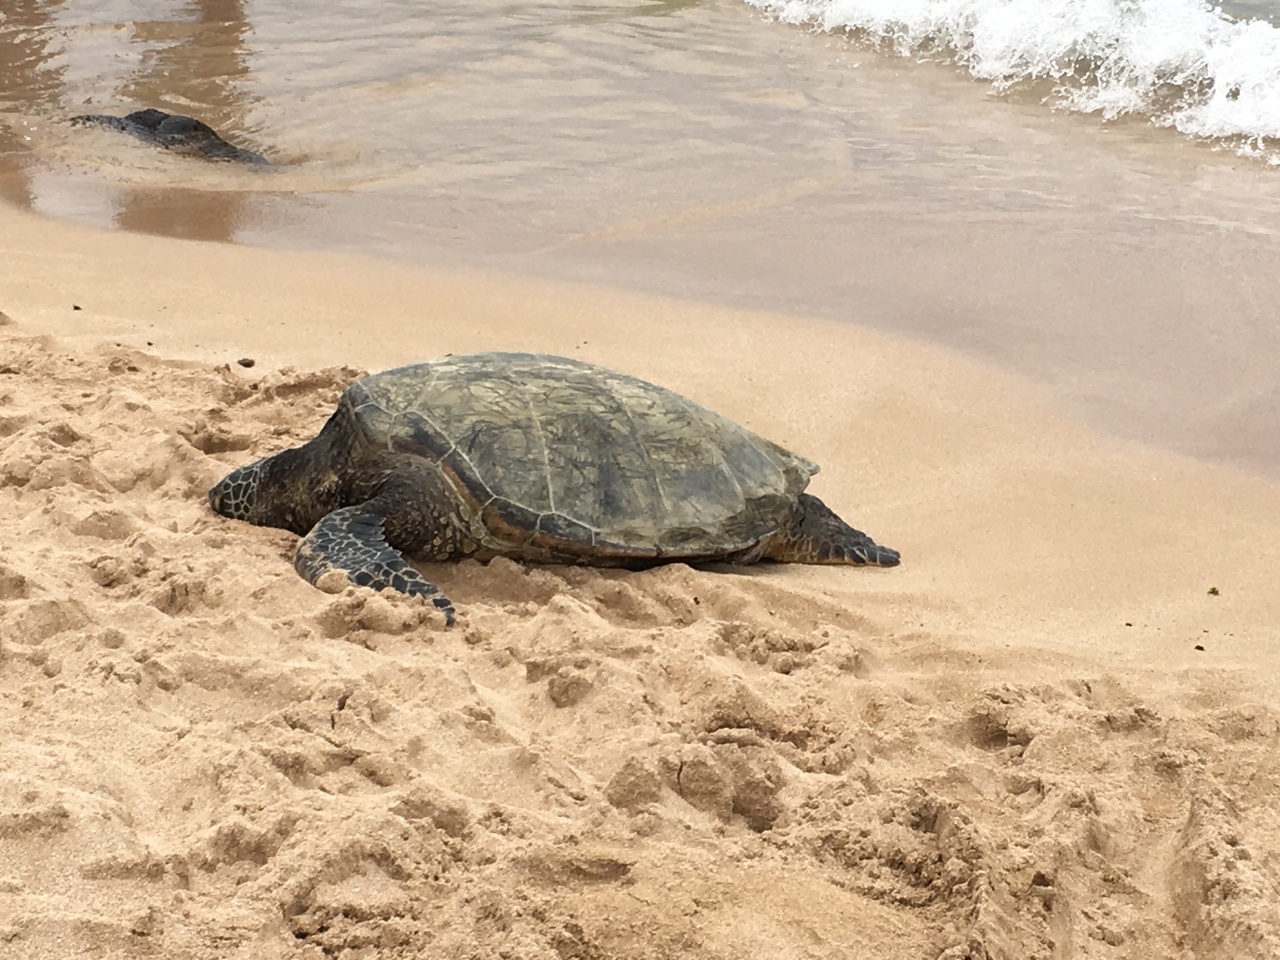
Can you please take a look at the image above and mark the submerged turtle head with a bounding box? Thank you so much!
[209,444,342,535]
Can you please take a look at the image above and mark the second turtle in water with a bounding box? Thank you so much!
[71,108,268,165]
[208,353,900,624]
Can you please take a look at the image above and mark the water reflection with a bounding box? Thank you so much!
[0,0,66,208]
[0,0,260,242]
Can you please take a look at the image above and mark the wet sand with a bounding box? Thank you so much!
[3,200,1280,959]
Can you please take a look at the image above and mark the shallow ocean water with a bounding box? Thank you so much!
[2,0,1280,475]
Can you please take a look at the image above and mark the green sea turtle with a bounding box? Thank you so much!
[208,353,899,624]
[70,108,269,165]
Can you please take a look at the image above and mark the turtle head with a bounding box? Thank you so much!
[209,445,345,535]
[208,457,272,524]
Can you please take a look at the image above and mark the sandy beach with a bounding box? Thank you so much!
[2,198,1280,959]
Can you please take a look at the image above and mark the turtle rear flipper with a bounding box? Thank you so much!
[763,493,900,567]
[295,507,456,625]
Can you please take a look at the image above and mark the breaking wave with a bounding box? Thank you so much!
[744,0,1280,160]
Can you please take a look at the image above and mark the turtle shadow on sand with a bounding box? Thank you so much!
[70,108,269,166]
[208,353,900,626]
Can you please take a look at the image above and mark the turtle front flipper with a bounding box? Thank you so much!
[763,493,900,567]
[295,506,457,625]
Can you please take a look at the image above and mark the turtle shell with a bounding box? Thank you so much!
[345,353,818,559]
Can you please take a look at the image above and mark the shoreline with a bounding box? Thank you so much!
[3,200,1280,958]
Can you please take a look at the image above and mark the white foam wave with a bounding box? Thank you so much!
[744,0,1280,160]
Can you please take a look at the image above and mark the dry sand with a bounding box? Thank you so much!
[2,200,1280,959]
